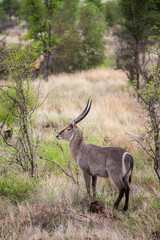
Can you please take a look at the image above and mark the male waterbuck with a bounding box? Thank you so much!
[56,100,134,211]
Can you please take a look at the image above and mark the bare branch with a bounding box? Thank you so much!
[125,131,155,160]
[52,141,75,179]
[39,154,78,185]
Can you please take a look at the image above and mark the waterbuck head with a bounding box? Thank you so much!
[56,99,92,142]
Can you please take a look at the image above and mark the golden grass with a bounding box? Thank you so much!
[0,24,27,45]
[1,67,160,240]
[0,172,159,240]
[35,67,140,150]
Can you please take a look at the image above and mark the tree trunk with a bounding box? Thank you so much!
[43,52,52,81]
[134,38,140,89]
[155,147,160,181]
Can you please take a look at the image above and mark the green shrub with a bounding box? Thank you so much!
[0,174,39,202]
[104,0,119,26]
[41,136,72,168]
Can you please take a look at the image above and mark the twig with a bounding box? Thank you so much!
[53,141,76,181]
[125,131,142,140]
[125,131,155,160]
[38,154,78,184]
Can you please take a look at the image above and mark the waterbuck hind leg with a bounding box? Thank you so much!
[92,176,97,197]
[123,186,130,211]
[114,189,125,210]
[83,171,91,195]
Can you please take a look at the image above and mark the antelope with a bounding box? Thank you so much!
[30,55,44,71]
[56,100,134,211]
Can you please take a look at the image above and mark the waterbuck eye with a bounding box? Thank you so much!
[67,128,71,131]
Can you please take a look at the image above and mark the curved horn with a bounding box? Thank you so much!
[73,99,92,124]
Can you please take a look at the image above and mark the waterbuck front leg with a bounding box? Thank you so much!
[92,176,97,197]
[83,170,91,195]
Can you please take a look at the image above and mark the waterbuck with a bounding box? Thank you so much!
[56,100,134,211]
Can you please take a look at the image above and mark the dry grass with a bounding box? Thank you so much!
[0,173,159,240]
[0,24,27,45]
[35,67,140,149]
[1,67,160,240]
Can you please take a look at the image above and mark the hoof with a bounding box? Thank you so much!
[123,205,128,211]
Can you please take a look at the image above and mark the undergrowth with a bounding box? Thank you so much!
[0,67,160,239]
[0,133,159,239]
[0,174,39,202]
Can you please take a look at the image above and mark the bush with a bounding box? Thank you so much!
[78,3,106,69]
[0,174,39,202]
[104,0,119,26]
[0,44,40,177]
[23,0,106,74]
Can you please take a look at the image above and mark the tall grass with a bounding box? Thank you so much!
[0,67,159,240]
[35,68,140,148]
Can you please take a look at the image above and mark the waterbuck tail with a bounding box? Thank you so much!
[122,152,134,188]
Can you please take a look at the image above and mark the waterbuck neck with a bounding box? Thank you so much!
[69,129,84,161]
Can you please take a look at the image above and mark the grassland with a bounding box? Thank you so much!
[0,67,160,240]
